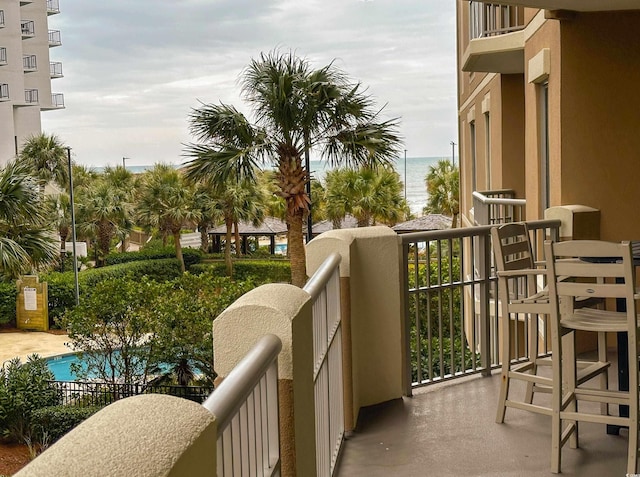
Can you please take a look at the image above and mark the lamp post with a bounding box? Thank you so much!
[122,156,129,169]
[450,141,456,166]
[404,149,407,200]
[66,147,79,305]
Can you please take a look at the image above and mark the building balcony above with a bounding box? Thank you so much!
[48,30,61,47]
[50,61,63,78]
[463,2,525,73]
[41,92,64,110]
[23,54,37,72]
[47,0,60,15]
[0,84,7,101]
[0,47,6,66]
[21,20,35,39]
[19,0,33,5]
[474,0,640,12]
[0,9,5,28]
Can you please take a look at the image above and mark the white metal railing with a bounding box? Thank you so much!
[469,2,525,39]
[203,334,282,477]
[50,61,63,78]
[24,89,38,104]
[0,47,6,64]
[48,29,61,46]
[0,10,5,28]
[51,93,64,108]
[21,20,34,37]
[47,0,60,14]
[0,83,8,101]
[303,252,344,477]
[472,189,526,226]
[23,54,37,71]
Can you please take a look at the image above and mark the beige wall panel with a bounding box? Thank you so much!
[559,12,640,241]
[499,74,526,196]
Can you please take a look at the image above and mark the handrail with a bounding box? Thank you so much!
[303,252,341,298]
[472,190,526,206]
[202,333,281,431]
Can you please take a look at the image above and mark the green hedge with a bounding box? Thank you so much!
[43,259,183,325]
[190,260,291,284]
[0,281,18,325]
[105,247,202,268]
[31,405,101,443]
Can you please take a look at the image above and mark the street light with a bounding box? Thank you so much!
[66,147,79,305]
[122,157,129,169]
[450,141,456,166]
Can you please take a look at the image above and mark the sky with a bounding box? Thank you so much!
[41,0,458,169]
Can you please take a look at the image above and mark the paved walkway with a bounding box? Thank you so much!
[0,330,70,365]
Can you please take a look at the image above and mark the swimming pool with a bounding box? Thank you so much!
[46,352,172,381]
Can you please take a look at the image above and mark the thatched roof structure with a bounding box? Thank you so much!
[392,214,452,233]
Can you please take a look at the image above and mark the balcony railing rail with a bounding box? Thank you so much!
[303,252,345,477]
[400,219,560,392]
[0,10,5,28]
[473,189,526,226]
[469,2,525,40]
[24,88,38,103]
[51,93,64,108]
[0,83,8,100]
[203,334,282,477]
[0,47,6,64]
[50,61,62,77]
[23,54,37,71]
[47,0,60,14]
[48,29,61,46]
[49,380,214,406]
[21,20,35,37]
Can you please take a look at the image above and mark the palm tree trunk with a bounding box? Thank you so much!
[234,221,241,258]
[224,217,233,277]
[173,230,185,273]
[200,225,209,253]
[288,209,306,287]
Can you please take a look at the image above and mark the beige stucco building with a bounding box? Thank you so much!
[457,1,640,241]
[0,0,64,163]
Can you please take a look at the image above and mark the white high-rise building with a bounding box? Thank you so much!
[0,0,64,163]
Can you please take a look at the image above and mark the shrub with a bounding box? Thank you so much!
[105,247,202,268]
[0,355,60,442]
[31,406,101,443]
[190,260,291,284]
[0,281,18,326]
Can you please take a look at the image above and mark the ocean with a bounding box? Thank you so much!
[117,156,447,216]
[309,156,448,215]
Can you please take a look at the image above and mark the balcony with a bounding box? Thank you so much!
[49,61,63,78]
[23,54,37,72]
[21,20,35,39]
[463,2,525,74]
[24,88,38,104]
[48,29,61,47]
[0,9,5,28]
[12,217,636,476]
[46,0,60,15]
[49,93,64,109]
[475,0,640,11]
[0,47,6,66]
[0,83,8,101]
[19,0,33,5]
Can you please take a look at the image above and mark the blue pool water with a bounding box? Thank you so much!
[46,353,88,381]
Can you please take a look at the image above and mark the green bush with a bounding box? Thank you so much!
[0,355,60,443]
[105,247,202,268]
[31,405,101,443]
[190,260,291,284]
[0,281,18,325]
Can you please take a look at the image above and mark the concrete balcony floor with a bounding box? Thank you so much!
[337,362,630,476]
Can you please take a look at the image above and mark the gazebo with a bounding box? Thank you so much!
[391,214,452,233]
[207,217,288,254]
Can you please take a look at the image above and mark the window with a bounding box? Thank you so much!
[484,112,491,190]
[539,82,550,212]
[470,121,477,192]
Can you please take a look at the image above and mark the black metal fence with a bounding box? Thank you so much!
[49,380,214,406]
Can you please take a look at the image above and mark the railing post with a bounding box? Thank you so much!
[478,232,493,376]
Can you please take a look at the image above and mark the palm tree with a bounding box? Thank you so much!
[76,180,132,267]
[102,166,138,252]
[325,167,409,227]
[184,50,401,286]
[17,133,68,195]
[0,161,58,278]
[136,164,200,273]
[423,159,460,228]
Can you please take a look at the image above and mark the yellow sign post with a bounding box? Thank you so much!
[16,275,49,331]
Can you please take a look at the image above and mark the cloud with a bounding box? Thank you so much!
[42,0,456,167]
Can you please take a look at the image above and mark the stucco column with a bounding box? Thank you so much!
[213,283,316,477]
[306,226,403,426]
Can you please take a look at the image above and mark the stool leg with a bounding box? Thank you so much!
[496,312,511,423]
[524,312,539,404]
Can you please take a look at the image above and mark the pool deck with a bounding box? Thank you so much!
[0,330,70,365]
